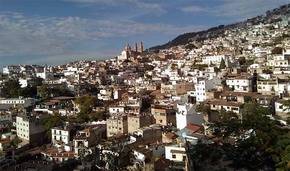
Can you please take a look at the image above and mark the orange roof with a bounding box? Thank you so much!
[42,148,75,158]
[186,123,202,133]
[164,132,177,139]
[206,99,242,107]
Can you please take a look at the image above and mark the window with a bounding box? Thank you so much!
[232,107,238,111]
[172,154,176,159]
[183,156,186,161]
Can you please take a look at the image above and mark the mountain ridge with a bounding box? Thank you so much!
[149,3,290,51]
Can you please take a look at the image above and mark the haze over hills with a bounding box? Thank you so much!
[150,3,290,51]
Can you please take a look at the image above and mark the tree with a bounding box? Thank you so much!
[10,137,21,148]
[282,99,290,113]
[18,86,37,98]
[238,57,246,66]
[171,63,178,70]
[75,96,104,122]
[271,132,290,170]
[37,84,51,100]
[271,47,283,54]
[188,102,287,170]
[196,103,210,114]
[0,79,21,98]
[42,113,64,139]
[219,58,226,69]
[37,84,73,100]
[75,96,97,114]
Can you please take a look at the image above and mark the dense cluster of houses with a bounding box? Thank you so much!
[0,6,289,171]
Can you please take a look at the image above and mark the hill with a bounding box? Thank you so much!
[149,4,290,51]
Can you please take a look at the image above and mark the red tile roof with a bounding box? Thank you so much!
[186,123,202,133]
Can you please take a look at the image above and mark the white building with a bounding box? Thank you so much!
[0,98,36,108]
[16,115,45,144]
[176,103,202,130]
[165,144,186,162]
[268,60,289,67]
[97,89,112,101]
[19,79,29,88]
[36,67,53,80]
[226,76,252,92]
[257,78,287,96]
[51,126,71,145]
[201,55,227,66]
[63,67,79,77]
[117,50,129,61]
[108,106,125,115]
[2,65,21,75]
[117,45,130,63]
[195,77,221,102]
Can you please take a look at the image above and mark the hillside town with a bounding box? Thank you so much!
[0,3,290,171]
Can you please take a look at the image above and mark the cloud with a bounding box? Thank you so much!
[180,0,289,22]
[213,0,290,19]
[181,5,205,13]
[0,12,205,65]
[63,0,166,14]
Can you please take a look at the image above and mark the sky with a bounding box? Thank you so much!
[0,0,289,67]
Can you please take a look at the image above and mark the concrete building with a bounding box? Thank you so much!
[206,100,242,114]
[106,114,128,137]
[74,124,106,156]
[108,106,125,115]
[195,77,221,102]
[201,55,227,66]
[226,76,252,92]
[134,125,162,143]
[16,115,46,145]
[127,114,153,134]
[51,125,72,145]
[176,103,203,130]
[0,97,36,108]
[151,104,176,126]
[257,78,288,96]
[165,144,186,162]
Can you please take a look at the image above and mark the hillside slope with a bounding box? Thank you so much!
[149,4,290,51]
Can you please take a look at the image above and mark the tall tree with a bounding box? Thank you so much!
[188,102,287,170]
[219,58,226,69]
[75,96,104,122]
[0,79,21,98]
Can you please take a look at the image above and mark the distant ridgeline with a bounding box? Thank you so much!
[149,4,290,51]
